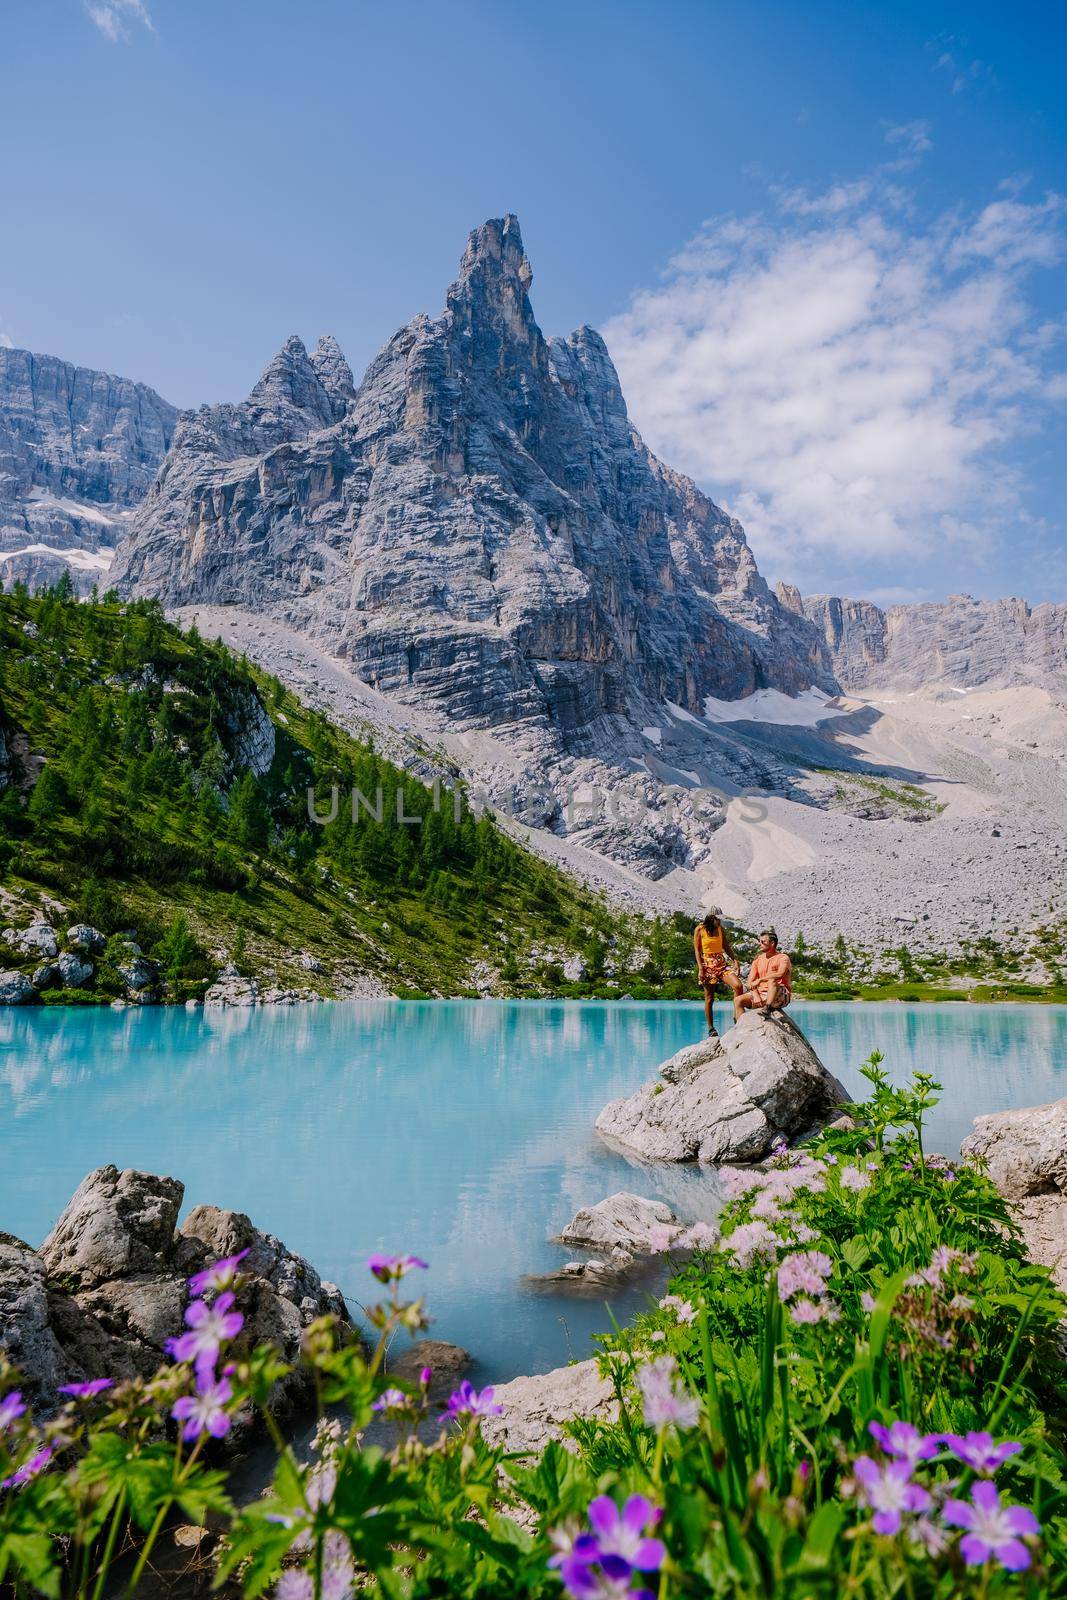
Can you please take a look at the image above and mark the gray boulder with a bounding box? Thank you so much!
[478,1358,618,1455]
[0,970,33,1004]
[56,951,93,988]
[3,923,58,959]
[67,924,106,954]
[962,1097,1067,1291]
[557,1192,677,1253]
[595,1012,848,1164]
[4,1166,352,1412]
[388,1339,471,1399]
[112,944,157,995]
[41,1165,184,1287]
[31,963,57,990]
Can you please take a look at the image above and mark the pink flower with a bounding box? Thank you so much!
[839,1165,870,1192]
[171,1373,234,1440]
[646,1224,679,1253]
[166,1291,244,1371]
[189,1250,250,1297]
[944,1481,1040,1570]
[636,1355,700,1430]
[720,1220,779,1268]
[274,1571,313,1600]
[777,1251,832,1302]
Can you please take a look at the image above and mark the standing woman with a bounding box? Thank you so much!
[693,908,742,1037]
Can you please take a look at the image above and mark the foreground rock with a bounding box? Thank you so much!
[596,1012,848,1164]
[962,1097,1067,1292]
[2,1165,350,1413]
[478,1358,617,1454]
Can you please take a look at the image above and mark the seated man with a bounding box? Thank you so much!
[734,928,792,1021]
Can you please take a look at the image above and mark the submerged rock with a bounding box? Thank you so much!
[962,1097,1067,1291]
[595,1012,848,1164]
[3,1165,350,1412]
[388,1339,471,1399]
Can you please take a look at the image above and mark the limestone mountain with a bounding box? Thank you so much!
[0,348,180,593]
[778,585,1067,692]
[110,216,831,748]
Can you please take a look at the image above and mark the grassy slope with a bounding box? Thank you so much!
[0,586,718,1003]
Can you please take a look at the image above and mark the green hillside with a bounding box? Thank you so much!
[0,582,703,1004]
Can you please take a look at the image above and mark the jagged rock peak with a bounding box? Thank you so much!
[247,333,342,429]
[309,334,356,406]
[446,214,540,359]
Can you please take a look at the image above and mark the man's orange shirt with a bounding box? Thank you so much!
[749,951,792,997]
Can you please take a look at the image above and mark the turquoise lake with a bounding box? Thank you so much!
[2,1000,1064,1383]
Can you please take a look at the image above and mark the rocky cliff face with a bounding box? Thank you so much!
[111,216,831,748]
[783,584,1067,693]
[0,348,179,593]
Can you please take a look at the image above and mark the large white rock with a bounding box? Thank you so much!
[478,1358,617,1454]
[961,1097,1067,1291]
[595,1012,848,1164]
[557,1192,676,1252]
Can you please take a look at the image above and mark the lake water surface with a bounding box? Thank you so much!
[2,1000,1064,1382]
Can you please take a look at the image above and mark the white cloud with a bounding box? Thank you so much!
[604,176,1066,582]
[0,327,13,350]
[883,120,933,158]
[86,0,153,42]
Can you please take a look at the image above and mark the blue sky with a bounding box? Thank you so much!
[2,0,1065,603]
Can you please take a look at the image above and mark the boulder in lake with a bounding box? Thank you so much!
[4,1165,351,1413]
[388,1339,472,1399]
[0,969,35,1004]
[961,1097,1067,1292]
[595,1012,848,1164]
[556,1192,677,1253]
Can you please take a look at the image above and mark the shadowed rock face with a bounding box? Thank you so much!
[786,585,1067,692]
[0,348,179,593]
[111,216,832,747]
[961,1098,1067,1292]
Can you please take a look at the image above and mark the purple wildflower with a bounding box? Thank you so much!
[59,1378,113,1400]
[940,1430,1023,1475]
[367,1253,428,1283]
[274,1573,314,1600]
[372,1388,408,1413]
[171,1373,234,1441]
[636,1355,700,1430]
[547,1528,604,1598]
[0,1391,26,1431]
[943,1481,1040,1570]
[852,1455,931,1535]
[720,1219,779,1268]
[440,1380,503,1420]
[166,1292,244,1371]
[188,1249,250,1297]
[419,1366,432,1386]
[1,1444,53,1490]
[588,1495,665,1579]
[839,1165,870,1192]
[869,1420,939,1467]
[646,1224,679,1253]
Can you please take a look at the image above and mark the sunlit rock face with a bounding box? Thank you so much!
[111,215,832,748]
[790,586,1067,692]
[0,347,179,593]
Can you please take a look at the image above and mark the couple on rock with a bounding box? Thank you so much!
[693,911,792,1038]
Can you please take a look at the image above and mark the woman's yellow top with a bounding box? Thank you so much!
[697,925,725,964]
